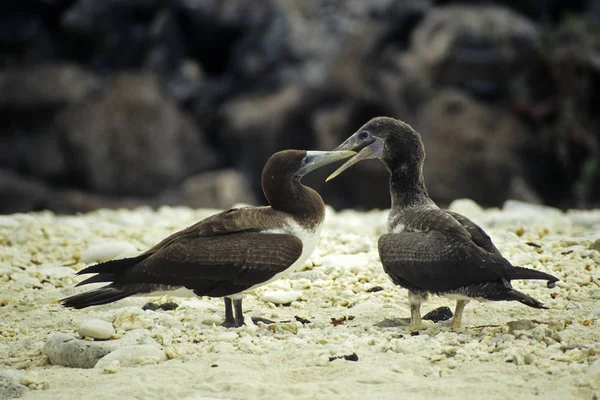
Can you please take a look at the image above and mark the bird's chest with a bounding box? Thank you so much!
[262,221,324,283]
[388,221,425,234]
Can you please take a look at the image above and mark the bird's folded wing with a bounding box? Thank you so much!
[145,207,286,253]
[112,232,303,296]
[445,210,500,254]
[378,231,507,293]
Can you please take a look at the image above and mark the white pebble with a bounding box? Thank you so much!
[586,359,600,380]
[216,332,238,341]
[94,345,167,369]
[43,333,116,368]
[0,370,28,398]
[102,360,121,374]
[261,290,303,305]
[81,241,138,264]
[0,216,20,228]
[38,265,75,279]
[79,318,115,340]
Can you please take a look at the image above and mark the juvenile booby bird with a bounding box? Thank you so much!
[62,149,356,327]
[327,117,559,330]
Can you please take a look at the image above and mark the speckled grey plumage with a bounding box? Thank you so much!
[331,117,559,329]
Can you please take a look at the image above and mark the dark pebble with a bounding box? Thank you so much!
[330,316,355,326]
[294,316,311,324]
[159,302,179,311]
[525,242,541,248]
[329,353,358,362]
[373,318,410,328]
[422,306,453,322]
[211,364,218,368]
[251,317,276,325]
[142,302,160,311]
[366,286,384,293]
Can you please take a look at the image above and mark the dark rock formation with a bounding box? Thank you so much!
[0,1,598,213]
[0,64,100,110]
[56,72,221,197]
[409,6,542,101]
[416,90,541,207]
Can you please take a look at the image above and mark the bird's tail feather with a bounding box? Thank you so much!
[77,254,149,276]
[61,286,135,309]
[503,289,548,309]
[75,273,117,287]
[506,267,559,287]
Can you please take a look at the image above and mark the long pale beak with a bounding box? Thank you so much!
[326,137,384,181]
[296,150,357,177]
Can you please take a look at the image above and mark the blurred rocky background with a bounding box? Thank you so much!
[1,0,600,214]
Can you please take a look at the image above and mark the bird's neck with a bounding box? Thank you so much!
[388,162,432,210]
[266,179,325,229]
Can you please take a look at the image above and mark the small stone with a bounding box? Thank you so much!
[366,286,384,293]
[38,265,75,279]
[215,332,238,341]
[423,306,453,322]
[294,316,311,324]
[79,318,115,340]
[507,319,536,333]
[102,360,120,374]
[95,345,167,370]
[251,317,275,325]
[589,239,600,252]
[329,353,359,362]
[159,302,179,311]
[0,371,28,399]
[261,290,302,305]
[43,330,161,368]
[586,359,600,382]
[201,316,223,326]
[43,333,115,368]
[142,301,178,311]
[113,309,148,331]
[374,318,411,328]
[142,302,161,311]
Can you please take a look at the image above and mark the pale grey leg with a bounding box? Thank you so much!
[451,299,469,330]
[408,291,428,331]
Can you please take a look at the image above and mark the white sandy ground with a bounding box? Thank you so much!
[0,199,599,400]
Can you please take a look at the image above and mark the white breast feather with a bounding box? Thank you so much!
[245,218,324,291]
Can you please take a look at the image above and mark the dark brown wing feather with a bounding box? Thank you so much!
[78,232,303,297]
[444,210,500,254]
[143,207,286,254]
[80,232,303,296]
[378,231,513,293]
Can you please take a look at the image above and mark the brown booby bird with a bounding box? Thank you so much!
[326,117,558,330]
[62,149,356,327]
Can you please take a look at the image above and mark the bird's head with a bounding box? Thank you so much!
[326,117,425,181]
[262,149,356,187]
[262,149,356,213]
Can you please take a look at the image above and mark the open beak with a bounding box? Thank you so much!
[296,150,357,177]
[326,136,384,181]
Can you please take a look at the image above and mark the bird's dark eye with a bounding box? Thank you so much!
[358,131,369,140]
